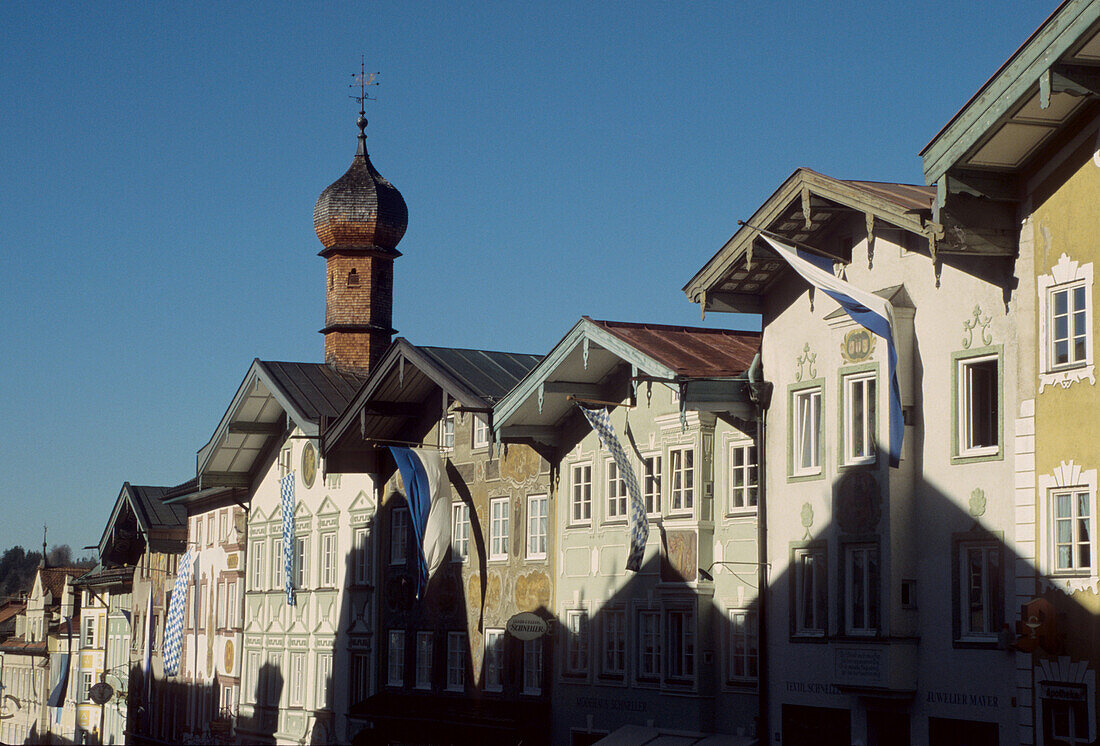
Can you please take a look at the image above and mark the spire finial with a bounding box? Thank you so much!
[350,57,380,154]
[41,524,47,568]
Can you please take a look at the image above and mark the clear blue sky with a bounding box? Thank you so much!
[0,2,1056,552]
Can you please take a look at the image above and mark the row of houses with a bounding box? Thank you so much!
[4,2,1100,743]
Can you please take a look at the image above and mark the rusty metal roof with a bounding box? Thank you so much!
[842,179,934,213]
[586,318,760,378]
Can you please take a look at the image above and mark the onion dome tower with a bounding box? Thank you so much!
[314,97,408,373]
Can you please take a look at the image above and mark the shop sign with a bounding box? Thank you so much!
[506,612,548,640]
[1039,681,1087,702]
[89,682,113,705]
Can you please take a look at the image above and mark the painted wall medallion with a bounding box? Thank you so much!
[301,442,318,488]
[841,328,876,363]
[661,530,698,582]
[835,470,881,534]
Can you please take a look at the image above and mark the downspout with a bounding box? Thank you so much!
[747,352,771,745]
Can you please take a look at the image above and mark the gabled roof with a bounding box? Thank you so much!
[70,562,134,588]
[322,339,542,454]
[196,359,365,490]
[683,168,933,312]
[98,482,187,558]
[922,0,1100,188]
[493,317,760,442]
[37,566,87,603]
[0,602,25,626]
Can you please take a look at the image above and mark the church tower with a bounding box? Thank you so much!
[313,95,407,373]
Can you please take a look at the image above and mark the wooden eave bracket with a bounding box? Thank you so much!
[1042,64,1100,108]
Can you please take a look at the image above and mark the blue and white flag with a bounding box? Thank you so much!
[162,547,195,676]
[46,616,72,708]
[761,234,904,467]
[388,447,452,598]
[281,471,296,605]
[576,405,649,572]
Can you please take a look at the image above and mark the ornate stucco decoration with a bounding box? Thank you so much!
[1038,459,1099,593]
[969,487,987,518]
[835,470,881,534]
[841,328,876,363]
[800,502,814,540]
[962,304,993,349]
[1038,252,1096,392]
[795,343,817,382]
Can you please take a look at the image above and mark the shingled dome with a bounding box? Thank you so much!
[313,123,408,252]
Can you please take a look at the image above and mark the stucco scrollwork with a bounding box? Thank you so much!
[962,304,993,349]
[795,343,817,382]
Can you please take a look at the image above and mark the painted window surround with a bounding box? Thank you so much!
[1038,252,1095,392]
[1038,460,1099,592]
[837,363,880,469]
[950,345,1005,465]
[787,378,825,482]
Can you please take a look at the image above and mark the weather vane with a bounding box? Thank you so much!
[350,56,380,117]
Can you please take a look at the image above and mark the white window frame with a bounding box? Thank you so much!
[289,651,306,707]
[729,441,758,512]
[642,454,662,516]
[391,507,408,566]
[320,531,337,588]
[415,631,433,691]
[1039,462,1099,588]
[316,652,333,710]
[669,446,695,514]
[727,609,758,684]
[451,503,470,562]
[601,608,626,678]
[82,615,96,648]
[842,373,877,465]
[526,494,548,560]
[216,580,226,628]
[269,535,284,590]
[844,544,880,636]
[250,539,266,590]
[226,579,238,629]
[353,526,371,584]
[665,607,695,684]
[81,671,94,703]
[606,458,627,520]
[219,510,228,543]
[794,547,826,637]
[473,416,490,449]
[957,353,999,458]
[792,387,822,476]
[294,534,310,589]
[636,609,661,683]
[958,541,1002,641]
[484,628,505,692]
[565,610,589,677]
[446,632,466,692]
[522,638,542,695]
[490,497,509,561]
[387,630,405,687]
[440,413,455,451]
[571,462,592,525]
[278,445,293,479]
[245,650,261,704]
[207,514,214,546]
[1038,253,1095,391]
[1052,488,1094,575]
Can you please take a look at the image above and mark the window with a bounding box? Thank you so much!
[295,535,309,588]
[354,526,371,584]
[207,514,214,546]
[216,580,226,628]
[226,579,238,628]
[1053,489,1092,574]
[81,671,94,703]
[452,503,470,562]
[601,609,626,678]
[792,387,822,476]
[490,497,509,560]
[526,495,547,559]
[289,652,306,707]
[415,631,433,690]
[523,639,542,695]
[842,373,876,465]
[957,354,999,457]
[565,610,589,676]
[151,614,160,651]
[642,455,662,515]
[606,459,627,519]
[245,650,261,703]
[250,539,266,590]
[844,544,880,635]
[1039,254,1094,392]
[440,414,455,451]
[447,632,466,692]
[793,547,827,636]
[957,542,1003,641]
[669,447,695,513]
[571,463,592,524]
[730,442,758,510]
[269,536,284,590]
[728,609,758,683]
[82,615,96,648]
[279,445,292,479]
[350,652,371,705]
[387,630,405,687]
[391,507,408,565]
[636,610,660,682]
[666,608,695,682]
[1044,697,1091,746]
[484,629,505,692]
[219,510,228,543]
[316,652,333,709]
[320,532,337,587]
[473,417,490,449]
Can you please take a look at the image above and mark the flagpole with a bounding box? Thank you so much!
[737,220,849,265]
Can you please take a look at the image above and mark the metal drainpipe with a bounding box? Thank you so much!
[748,353,770,744]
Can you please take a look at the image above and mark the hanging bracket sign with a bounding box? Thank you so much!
[506,612,548,640]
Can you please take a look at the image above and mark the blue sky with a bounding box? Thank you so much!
[0,2,1055,553]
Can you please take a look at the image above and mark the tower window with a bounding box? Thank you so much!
[329,272,334,290]
[347,269,360,288]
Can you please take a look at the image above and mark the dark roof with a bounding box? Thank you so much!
[417,347,543,403]
[128,484,187,530]
[586,318,760,378]
[258,361,367,422]
[0,602,25,626]
[842,179,934,214]
[0,636,47,654]
[38,567,86,602]
[71,563,134,587]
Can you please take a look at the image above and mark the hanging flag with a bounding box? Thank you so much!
[46,615,72,708]
[760,234,904,467]
[281,471,296,605]
[576,404,649,572]
[388,447,452,598]
[162,547,195,676]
